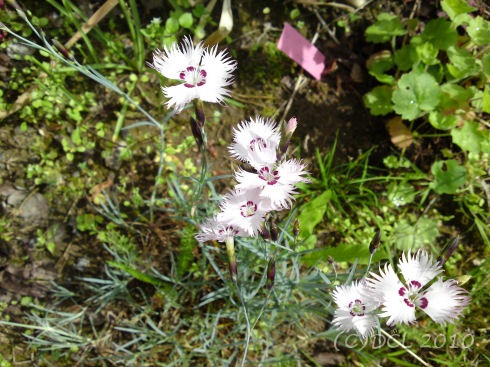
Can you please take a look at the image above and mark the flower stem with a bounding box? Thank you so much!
[225,237,237,284]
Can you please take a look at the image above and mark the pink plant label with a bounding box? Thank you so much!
[277,22,325,80]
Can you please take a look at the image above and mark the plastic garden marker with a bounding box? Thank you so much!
[277,22,325,80]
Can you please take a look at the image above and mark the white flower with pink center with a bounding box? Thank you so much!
[195,217,248,243]
[150,36,236,113]
[366,250,470,326]
[217,188,271,236]
[235,159,309,210]
[228,116,281,168]
[332,281,379,339]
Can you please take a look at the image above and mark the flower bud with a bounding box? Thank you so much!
[269,221,278,242]
[267,258,276,289]
[437,236,459,266]
[293,219,300,238]
[369,230,381,254]
[260,226,271,241]
[190,116,204,149]
[225,237,237,283]
[285,117,297,137]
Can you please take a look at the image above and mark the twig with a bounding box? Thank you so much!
[64,0,119,49]
[380,329,434,367]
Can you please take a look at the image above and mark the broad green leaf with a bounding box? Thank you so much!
[297,190,331,240]
[367,51,395,84]
[429,83,472,130]
[394,44,416,71]
[428,63,445,83]
[470,87,483,110]
[429,111,458,130]
[441,0,476,24]
[179,12,194,29]
[392,217,440,251]
[392,70,441,120]
[467,16,490,45]
[415,41,439,66]
[451,121,490,154]
[430,159,466,194]
[482,54,490,78]
[387,181,416,207]
[365,13,407,43]
[421,18,457,50]
[440,83,473,107]
[483,85,490,114]
[301,243,388,265]
[363,85,393,115]
[446,46,479,79]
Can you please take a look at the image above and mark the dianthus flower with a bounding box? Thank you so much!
[366,250,470,326]
[217,188,271,236]
[195,216,248,243]
[332,281,379,339]
[228,116,281,168]
[234,159,309,210]
[151,36,236,112]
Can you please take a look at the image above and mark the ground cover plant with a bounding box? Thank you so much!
[0,0,488,366]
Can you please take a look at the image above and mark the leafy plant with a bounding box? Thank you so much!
[362,0,490,247]
[363,1,490,156]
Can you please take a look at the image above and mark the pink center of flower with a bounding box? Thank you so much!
[240,200,257,217]
[218,225,239,237]
[258,167,280,185]
[348,299,366,317]
[398,280,428,309]
[179,66,207,88]
[249,137,267,151]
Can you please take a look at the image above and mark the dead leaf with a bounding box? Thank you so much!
[89,176,115,205]
[386,117,414,149]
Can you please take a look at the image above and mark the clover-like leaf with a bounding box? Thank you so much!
[429,84,472,130]
[429,111,458,130]
[365,13,407,43]
[392,217,440,251]
[366,50,395,84]
[392,69,441,120]
[467,16,490,45]
[363,85,393,115]
[387,181,416,207]
[430,159,466,194]
[441,0,476,24]
[394,44,416,71]
[483,85,490,114]
[421,18,457,50]
[415,41,439,66]
[446,46,479,79]
[451,121,490,154]
[482,54,490,78]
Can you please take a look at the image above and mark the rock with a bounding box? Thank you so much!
[0,183,49,228]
